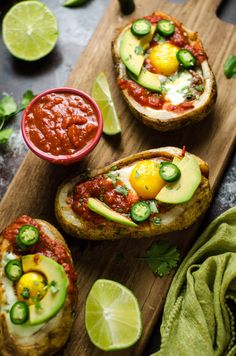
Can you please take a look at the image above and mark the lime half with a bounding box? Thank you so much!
[91,72,121,135]
[85,279,142,351]
[2,1,58,61]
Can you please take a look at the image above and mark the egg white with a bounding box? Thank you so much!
[163,70,193,105]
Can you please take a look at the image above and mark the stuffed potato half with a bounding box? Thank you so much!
[0,216,77,356]
[112,11,217,131]
[55,147,212,240]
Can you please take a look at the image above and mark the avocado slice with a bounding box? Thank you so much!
[21,254,68,326]
[88,197,137,227]
[129,68,162,92]
[120,25,155,76]
[155,156,201,204]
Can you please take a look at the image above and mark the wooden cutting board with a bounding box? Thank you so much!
[1,0,236,354]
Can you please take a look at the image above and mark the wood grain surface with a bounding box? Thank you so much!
[1,0,236,354]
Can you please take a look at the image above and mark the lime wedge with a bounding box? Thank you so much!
[91,72,121,135]
[85,279,142,351]
[63,0,88,7]
[2,1,58,61]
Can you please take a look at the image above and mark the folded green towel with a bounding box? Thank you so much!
[154,207,236,356]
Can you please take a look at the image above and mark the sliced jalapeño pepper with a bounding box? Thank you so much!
[177,49,196,68]
[5,259,22,281]
[159,162,181,182]
[131,19,152,36]
[157,19,175,37]
[131,202,151,223]
[17,225,39,249]
[10,301,29,324]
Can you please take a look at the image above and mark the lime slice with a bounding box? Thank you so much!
[85,279,142,351]
[2,1,58,61]
[63,0,88,7]
[91,72,121,135]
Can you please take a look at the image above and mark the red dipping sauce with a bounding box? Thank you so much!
[22,88,102,165]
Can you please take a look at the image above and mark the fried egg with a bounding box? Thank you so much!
[107,159,165,199]
[17,272,47,305]
[149,43,180,76]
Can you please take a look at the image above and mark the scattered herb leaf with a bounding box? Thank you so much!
[224,55,236,79]
[49,280,59,294]
[115,185,128,196]
[145,241,180,277]
[111,166,118,171]
[31,297,42,310]
[195,85,204,92]
[106,172,119,186]
[152,216,161,225]
[21,287,30,299]
[154,33,165,42]
[0,128,13,144]
[20,90,35,110]
[135,171,141,179]
[134,46,144,55]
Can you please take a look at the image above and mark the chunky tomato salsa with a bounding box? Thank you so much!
[24,92,98,156]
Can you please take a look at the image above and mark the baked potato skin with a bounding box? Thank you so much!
[0,219,77,356]
[111,12,217,131]
[55,147,212,240]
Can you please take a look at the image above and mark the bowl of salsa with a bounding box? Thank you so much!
[21,87,103,165]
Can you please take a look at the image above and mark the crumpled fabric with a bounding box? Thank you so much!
[153,207,236,356]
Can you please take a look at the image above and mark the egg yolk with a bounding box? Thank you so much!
[129,160,165,199]
[16,272,47,305]
[149,43,179,76]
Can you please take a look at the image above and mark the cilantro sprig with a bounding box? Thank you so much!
[144,241,180,277]
[0,90,35,144]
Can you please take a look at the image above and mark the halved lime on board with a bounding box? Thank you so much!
[85,279,142,351]
[91,72,121,135]
[2,1,58,61]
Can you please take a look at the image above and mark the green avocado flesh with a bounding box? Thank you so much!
[129,68,162,92]
[156,156,201,204]
[120,26,155,76]
[88,197,137,228]
[22,254,68,326]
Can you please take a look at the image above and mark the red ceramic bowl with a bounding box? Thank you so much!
[21,87,103,165]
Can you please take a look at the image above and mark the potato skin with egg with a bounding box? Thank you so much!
[112,11,217,131]
[0,218,77,356]
[55,147,212,240]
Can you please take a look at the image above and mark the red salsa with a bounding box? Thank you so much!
[24,92,98,156]
[119,13,206,111]
[3,216,77,305]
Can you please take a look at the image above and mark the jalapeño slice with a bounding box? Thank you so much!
[131,202,151,223]
[159,162,181,182]
[5,259,22,281]
[10,301,29,324]
[131,19,152,36]
[17,225,39,248]
[157,19,175,37]
[177,49,196,68]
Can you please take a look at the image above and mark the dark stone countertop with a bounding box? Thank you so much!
[0,0,235,354]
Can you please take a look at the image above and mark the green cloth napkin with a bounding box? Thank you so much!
[154,207,236,356]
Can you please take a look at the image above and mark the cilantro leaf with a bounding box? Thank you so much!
[49,280,59,294]
[135,46,144,55]
[106,172,119,186]
[21,287,30,299]
[145,241,180,277]
[31,297,42,310]
[20,90,35,110]
[0,128,13,144]
[115,185,128,196]
[224,55,236,79]
[0,95,17,117]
